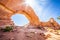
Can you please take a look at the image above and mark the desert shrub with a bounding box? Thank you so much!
[3,26,13,32]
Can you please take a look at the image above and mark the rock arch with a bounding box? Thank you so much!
[0,0,40,26]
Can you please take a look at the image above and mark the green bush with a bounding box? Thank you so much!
[3,26,13,32]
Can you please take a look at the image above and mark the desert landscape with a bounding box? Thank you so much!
[0,0,60,40]
[0,24,60,40]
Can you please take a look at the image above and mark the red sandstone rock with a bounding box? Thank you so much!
[0,0,60,30]
[39,18,60,30]
[0,0,40,26]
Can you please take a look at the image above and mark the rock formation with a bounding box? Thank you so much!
[40,18,60,30]
[0,0,40,26]
[0,0,60,40]
[48,18,60,30]
[0,0,60,30]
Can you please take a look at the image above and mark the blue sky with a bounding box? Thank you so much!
[11,0,60,26]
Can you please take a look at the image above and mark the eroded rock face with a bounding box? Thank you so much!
[0,0,40,26]
[48,18,60,30]
[40,18,60,30]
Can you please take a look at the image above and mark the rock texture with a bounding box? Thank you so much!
[40,18,60,30]
[0,0,60,40]
[0,0,40,26]
[0,26,60,40]
[0,27,46,40]
[0,0,60,30]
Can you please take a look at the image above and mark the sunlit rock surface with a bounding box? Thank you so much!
[0,0,60,29]
[0,0,40,26]
[0,0,60,40]
[0,26,60,40]
[40,18,60,30]
[0,26,46,40]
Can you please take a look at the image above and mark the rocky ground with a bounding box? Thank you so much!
[0,26,60,40]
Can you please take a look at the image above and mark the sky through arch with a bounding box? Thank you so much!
[11,14,29,26]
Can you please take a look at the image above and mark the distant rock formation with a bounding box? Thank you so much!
[40,18,60,30]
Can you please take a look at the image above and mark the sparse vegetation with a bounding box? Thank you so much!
[0,26,13,32]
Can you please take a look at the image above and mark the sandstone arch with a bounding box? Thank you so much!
[0,0,40,26]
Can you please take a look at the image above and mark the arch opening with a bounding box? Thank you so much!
[11,14,29,26]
